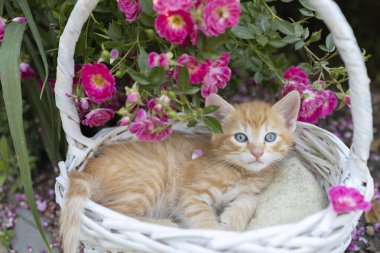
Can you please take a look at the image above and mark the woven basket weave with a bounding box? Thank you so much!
[54,0,374,252]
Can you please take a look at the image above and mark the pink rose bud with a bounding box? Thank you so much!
[127,91,139,103]
[12,17,27,23]
[343,95,351,105]
[192,149,204,160]
[155,103,164,113]
[110,49,119,59]
[159,95,170,104]
[119,116,131,126]
[79,98,89,111]
[148,52,170,68]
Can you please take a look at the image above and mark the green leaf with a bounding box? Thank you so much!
[232,26,255,40]
[282,35,300,44]
[139,13,155,27]
[108,21,123,40]
[0,160,7,170]
[308,29,322,44]
[138,47,149,74]
[299,8,314,17]
[204,116,223,133]
[319,45,329,52]
[259,19,270,32]
[140,0,154,15]
[0,22,52,253]
[325,33,335,52]
[127,69,150,85]
[277,21,294,35]
[178,67,190,90]
[268,40,287,48]
[294,25,303,37]
[299,63,313,73]
[0,0,3,16]
[18,0,49,95]
[185,87,201,95]
[294,40,304,50]
[303,27,310,40]
[203,105,219,114]
[23,81,61,164]
[149,68,166,84]
[298,0,316,11]
[257,36,269,46]
[0,136,9,162]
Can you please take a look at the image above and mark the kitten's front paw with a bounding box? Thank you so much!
[220,212,247,231]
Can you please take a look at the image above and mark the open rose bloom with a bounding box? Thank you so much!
[281,66,338,123]
[329,186,371,214]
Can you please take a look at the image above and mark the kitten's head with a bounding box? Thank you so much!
[206,91,300,172]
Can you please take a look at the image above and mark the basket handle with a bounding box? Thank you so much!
[55,0,99,149]
[308,0,373,184]
[55,0,373,167]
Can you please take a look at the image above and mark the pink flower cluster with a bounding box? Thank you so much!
[127,95,174,142]
[147,51,231,98]
[154,0,241,45]
[117,0,141,22]
[176,52,231,97]
[130,108,173,142]
[282,66,338,123]
[329,185,371,214]
[73,63,125,128]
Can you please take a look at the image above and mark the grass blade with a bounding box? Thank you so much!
[0,22,52,253]
[18,0,49,95]
[0,0,4,16]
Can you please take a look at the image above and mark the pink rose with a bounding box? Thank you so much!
[318,90,338,119]
[81,63,116,104]
[176,54,209,84]
[201,52,231,98]
[153,0,193,14]
[117,0,141,22]
[82,108,115,127]
[203,0,241,37]
[283,66,309,86]
[129,109,172,142]
[155,10,194,45]
[329,185,371,214]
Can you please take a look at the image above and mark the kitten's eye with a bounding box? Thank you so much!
[234,133,248,143]
[264,132,277,142]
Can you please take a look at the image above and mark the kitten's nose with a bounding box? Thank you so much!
[251,149,264,159]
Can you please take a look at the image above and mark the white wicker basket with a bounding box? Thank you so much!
[54,0,374,252]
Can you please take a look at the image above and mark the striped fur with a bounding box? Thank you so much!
[60,91,300,252]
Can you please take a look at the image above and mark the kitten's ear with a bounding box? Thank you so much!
[205,94,235,121]
[272,91,300,132]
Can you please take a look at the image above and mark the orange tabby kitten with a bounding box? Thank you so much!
[60,91,300,252]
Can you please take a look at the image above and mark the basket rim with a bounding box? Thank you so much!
[55,121,374,252]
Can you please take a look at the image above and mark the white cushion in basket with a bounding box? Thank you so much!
[248,155,327,230]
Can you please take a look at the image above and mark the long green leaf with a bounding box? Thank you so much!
[0,0,4,16]
[0,22,52,253]
[18,0,49,96]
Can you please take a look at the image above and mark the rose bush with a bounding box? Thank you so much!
[51,0,352,142]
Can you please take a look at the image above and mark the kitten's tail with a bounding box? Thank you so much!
[60,170,93,253]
